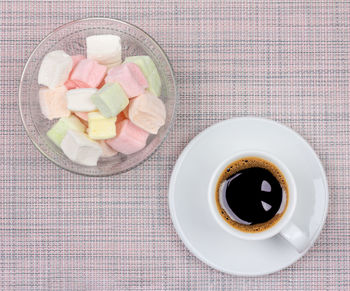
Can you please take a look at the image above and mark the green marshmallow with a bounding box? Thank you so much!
[124,56,162,97]
[47,115,86,147]
[91,83,129,118]
[147,69,162,97]
[124,56,155,75]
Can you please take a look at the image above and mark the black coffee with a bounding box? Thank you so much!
[215,157,288,233]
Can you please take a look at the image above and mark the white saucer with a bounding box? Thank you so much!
[168,117,328,276]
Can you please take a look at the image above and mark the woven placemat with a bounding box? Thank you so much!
[0,1,349,290]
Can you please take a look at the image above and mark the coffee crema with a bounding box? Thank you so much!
[215,157,289,233]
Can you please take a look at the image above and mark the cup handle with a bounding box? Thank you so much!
[279,222,309,253]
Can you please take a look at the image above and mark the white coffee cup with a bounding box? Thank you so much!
[208,150,309,253]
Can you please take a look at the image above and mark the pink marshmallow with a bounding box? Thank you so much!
[106,119,149,155]
[67,55,86,82]
[105,63,148,98]
[70,59,107,88]
[127,92,166,134]
[71,55,85,68]
[74,112,89,121]
[97,80,105,89]
[65,56,89,89]
[39,86,70,120]
[64,79,90,90]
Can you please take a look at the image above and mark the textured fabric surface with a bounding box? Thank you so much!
[1,1,350,290]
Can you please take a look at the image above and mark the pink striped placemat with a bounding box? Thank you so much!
[1,1,349,290]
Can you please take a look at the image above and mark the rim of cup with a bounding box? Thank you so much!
[208,150,297,241]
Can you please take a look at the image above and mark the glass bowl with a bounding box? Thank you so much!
[19,18,177,176]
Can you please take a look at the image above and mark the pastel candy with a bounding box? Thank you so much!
[73,113,88,127]
[106,62,122,70]
[105,63,148,98]
[47,115,86,147]
[39,86,70,120]
[122,105,129,118]
[127,92,166,134]
[106,119,149,155]
[65,55,87,89]
[61,130,102,166]
[98,140,118,158]
[66,88,97,112]
[87,112,116,140]
[70,59,107,88]
[87,34,122,66]
[67,55,85,79]
[91,83,129,118]
[74,111,89,121]
[38,50,73,89]
[124,56,161,96]
[97,80,105,89]
[64,79,90,90]
[64,80,76,90]
[71,55,85,68]
[116,111,126,123]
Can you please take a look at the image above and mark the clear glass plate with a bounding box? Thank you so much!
[19,18,177,176]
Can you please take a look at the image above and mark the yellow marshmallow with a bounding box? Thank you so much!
[87,112,116,140]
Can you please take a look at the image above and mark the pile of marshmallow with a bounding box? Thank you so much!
[38,34,166,166]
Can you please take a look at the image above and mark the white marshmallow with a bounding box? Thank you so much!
[61,130,102,166]
[38,50,73,89]
[86,35,122,66]
[66,88,97,112]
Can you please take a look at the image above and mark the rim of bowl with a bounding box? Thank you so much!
[18,17,178,177]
